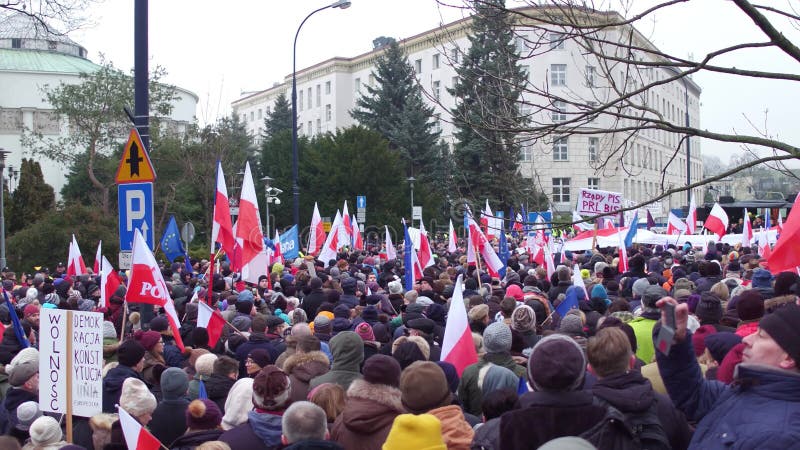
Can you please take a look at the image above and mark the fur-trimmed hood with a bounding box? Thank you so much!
[338,378,404,434]
[346,378,404,410]
[283,351,330,382]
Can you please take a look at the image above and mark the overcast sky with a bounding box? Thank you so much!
[69,0,800,166]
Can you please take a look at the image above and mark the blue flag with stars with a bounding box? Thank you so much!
[160,216,185,262]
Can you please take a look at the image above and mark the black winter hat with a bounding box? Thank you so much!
[696,292,723,324]
[117,340,146,367]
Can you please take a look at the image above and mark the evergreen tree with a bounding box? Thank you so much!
[450,0,528,209]
[261,92,293,140]
[351,39,442,178]
[8,159,56,234]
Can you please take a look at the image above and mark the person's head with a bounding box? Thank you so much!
[120,378,157,425]
[22,304,39,328]
[134,330,163,354]
[641,285,667,310]
[400,361,451,414]
[250,315,268,333]
[742,304,800,371]
[587,327,634,378]
[291,322,312,337]
[482,322,513,354]
[161,367,189,400]
[7,348,39,392]
[252,366,292,411]
[186,399,223,431]
[308,383,346,423]
[481,389,519,421]
[213,356,239,380]
[383,413,446,450]
[527,334,586,392]
[195,353,218,378]
[500,297,516,318]
[28,416,62,447]
[117,339,147,371]
[280,401,329,445]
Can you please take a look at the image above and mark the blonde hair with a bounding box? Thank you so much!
[309,383,345,423]
[710,282,730,301]
[587,327,632,378]
[391,335,430,360]
[196,442,232,450]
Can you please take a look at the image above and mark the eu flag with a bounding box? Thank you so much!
[160,216,186,262]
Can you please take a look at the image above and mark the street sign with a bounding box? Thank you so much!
[181,221,196,246]
[357,212,366,223]
[412,206,422,221]
[118,252,132,270]
[118,182,154,251]
[356,196,366,209]
[115,128,156,184]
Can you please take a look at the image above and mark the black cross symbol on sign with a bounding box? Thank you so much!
[126,141,144,176]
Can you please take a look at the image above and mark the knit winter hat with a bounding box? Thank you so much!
[468,304,489,322]
[133,330,161,351]
[758,304,800,363]
[736,289,765,321]
[528,334,586,392]
[362,354,401,387]
[632,278,651,297]
[692,324,717,357]
[704,332,742,364]
[186,399,223,430]
[23,304,39,318]
[673,278,696,294]
[511,305,536,332]
[161,367,189,400]
[313,315,332,334]
[415,296,434,307]
[231,315,252,332]
[117,339,146,367]
[195,353,218,377]
[29,416,62,446]
[400,361,452,414]
[642,285,668,309]
[355,322,375,341]
[7,347,39,387]
[247,348,272,369]
[252,365,292,410]
[696,292,724,324]
[222,378,254,430]
[752,269,773,288]
[103,321,117,339]
[383,413,446,450]
[483,322,513,353]
[505,284,524,301]
[559,314,584,336]
[236,299,254,315]
[15,401,41,431]
[388,280,403,295]
[120,377,156,417]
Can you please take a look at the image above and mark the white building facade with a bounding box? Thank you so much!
[232,6,701,217]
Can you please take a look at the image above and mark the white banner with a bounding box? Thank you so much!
[577,189,623,216]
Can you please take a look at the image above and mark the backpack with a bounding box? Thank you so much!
[582,398,671,450]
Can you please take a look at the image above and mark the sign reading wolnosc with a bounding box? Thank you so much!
[577,188,623,216]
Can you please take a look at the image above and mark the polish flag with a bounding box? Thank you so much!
[318,212,342,265]
[741,209,754,248]
[617,227,629,273]
[212,161,236,258]
[236,162,267,284]
[666,212,687,235]
[126,229,185,351]
[448,220,457,253]
[704,203,729,240]
[271,229,284,266]
[778,213,784,234]
[197,301,226,348]
[513,212,524,232]
[543,240,556,280]
[308,202,325,255]
[340,201,353,248]
[418,222,434,269]
[441,274,478,376]
[482,199,499,240]
[686,195,697,234]
[119,405,162,450]
[758,227,772,259]
[468,217,504,277]
[572,211,593,232]
[67,235,87,277]
[352,215,364,251]
[768,194,800,273]
[93,241,102,274]
[384,225,397,261]
[99,256,121,309]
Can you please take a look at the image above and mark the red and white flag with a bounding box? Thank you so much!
[126,229,185,351]
[318,211,342,265]
[448,220,457,253]
[666,212,687,235]
[308,202,325,255]
[441,274,478,376]
[705,203,729,240]
[617,228,629,273]
[212,161,236,258]
[197,301,226,348]
[236,162,267,284]
[384,225,397,261]
[352,215,364,251]
[481,199,501,240]
[543,240,556,280]
[119,405,162,450]
[340,201,353,248]
[686,195,697,234]
[468,217,504,277]
[93,241,102,274]
[67,235,86,277]
[418,222,434,269]
[100,256,121,309]
[758,227,772,259]
[572,211,594,232]
[768,194,800,273]
[741,208,754,247]
[270,229,284,266]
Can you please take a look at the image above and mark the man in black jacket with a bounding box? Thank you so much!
[588,327,691,450]
[235,315,286,377]
[102,340,146,413]
[150,367,190,446]
[205,356,238,413]
[302,277,326,318]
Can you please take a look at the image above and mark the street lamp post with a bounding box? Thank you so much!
[262,176,282,238]
[407,176,415,227]
[0,149,10,270]
[291,0,351,228]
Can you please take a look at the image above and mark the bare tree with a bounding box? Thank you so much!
[0,0,98,34]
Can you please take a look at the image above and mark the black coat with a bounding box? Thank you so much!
[302,288,327,318]
[151,398,190,447]
[170,429,224,450]
[204,374,235,413]
[102,364,143,413]
[235,333,285,377]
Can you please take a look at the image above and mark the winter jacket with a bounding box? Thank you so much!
[235,332,285,377]
[592,370,691,450]
[548,280,572,304]
[102,364,143,413]
[310,332,364,390]
[656,328,800,449]
[735,321,759,338]
[428,404,474,450]
[284,351,330,403]
[331,379,404,450]
[471,417,501,450]
[219,410,284,450]
[458,352,526,417]
[285,439,344,450]
[204,373,236,413]
[339,294,359,309]
[0,387,37,434]
[170,429,224,450]
[142,350,167,385]
[150,398,190,447]
[302,288,327,318]
[628,315,658,364]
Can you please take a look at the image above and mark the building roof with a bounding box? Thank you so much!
[0,13,79,45]
[0,48,99,73]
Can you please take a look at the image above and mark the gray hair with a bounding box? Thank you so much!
[281,401,328,444]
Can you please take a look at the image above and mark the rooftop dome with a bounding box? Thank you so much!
[0,13,88,59]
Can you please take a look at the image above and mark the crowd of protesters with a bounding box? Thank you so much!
[0,233,797,450]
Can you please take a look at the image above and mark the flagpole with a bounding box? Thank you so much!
[474,243,484,292]
[119,301,128,342]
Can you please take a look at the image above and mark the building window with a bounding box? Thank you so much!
[450,47,459,63]
[325,104,332,121]
[11,38,21,49]
[452,76,458,87]
[258,109,262,119]
[552,178,571,203]
[433,81,440,100]
[588,137,598,161]
[549,32,565,49]
[553,137,568,161]
[587,101,599,123]
[308,121,312,135]
[415,59,422,73]
[433,54,440,69]
[520,142,533,162]
[307,88,312,109]
[316,85,321,107]
[551,100,566,122]
[241,112,246,122]
[325,81,331,95]
[551,64,566,86]
[316,119,321,134]
[250,111,254,121]
[586,65,596,87]
[515,37,525,53]
[369,74,375,85]
[298,91,304,111]
[432,114,441,133]
[588,177,600,190]
[299,123,304,135]
[354,78,361,93]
